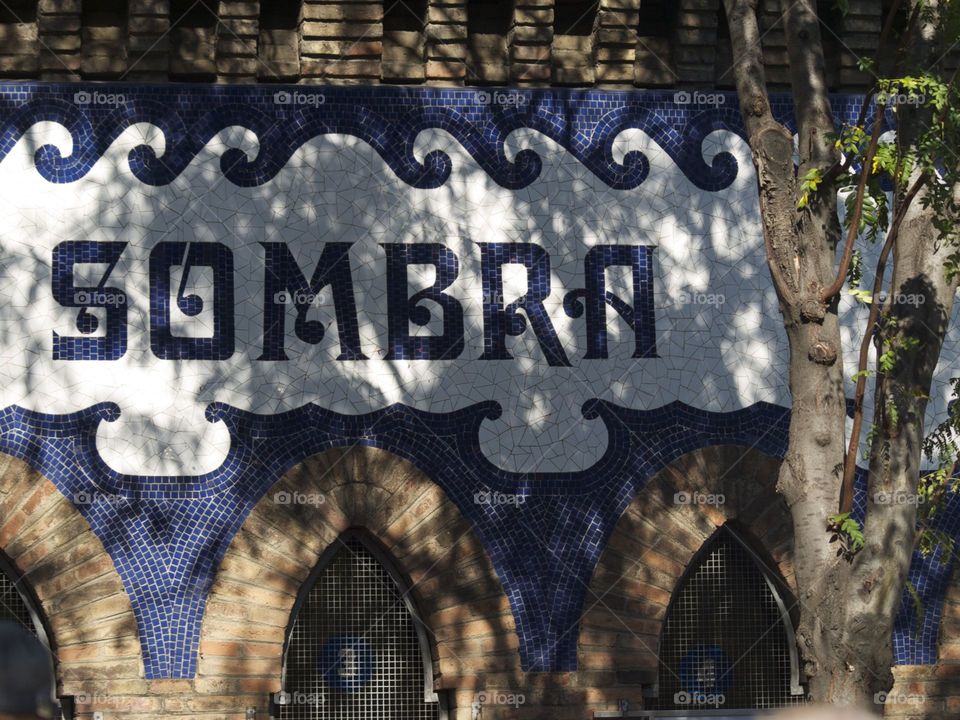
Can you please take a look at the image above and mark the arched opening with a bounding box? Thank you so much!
[466,0,513,84]
[634,0,677,86]
[0,1,38,78]
[169,0,218,79]
[382,0,427,83]
[275,530,445,719]
[81,0,128,78]
[650,524,804,713]
[552,0,597,84]
[258,0,302,80]
[0,0,34,23]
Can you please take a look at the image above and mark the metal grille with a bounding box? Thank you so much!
[0,559,39,635]
[654,530,804,712]
[279,537,441,720]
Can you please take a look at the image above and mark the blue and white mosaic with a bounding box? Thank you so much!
[0,84,954,676]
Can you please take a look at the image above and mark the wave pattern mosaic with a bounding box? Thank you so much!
[0,84,956,677]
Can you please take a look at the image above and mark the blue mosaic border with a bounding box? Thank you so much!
[0,84,941,677]
[0,84,887,191]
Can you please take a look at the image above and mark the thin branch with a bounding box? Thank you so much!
[839,173,928,514]
[820,108,886,303]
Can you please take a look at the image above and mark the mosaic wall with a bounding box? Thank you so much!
[0,84,955,677]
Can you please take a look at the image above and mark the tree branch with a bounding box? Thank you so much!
[838,173,928,513]
[724,0,802,302]
[782,0,836,172]
[820,108,886,303]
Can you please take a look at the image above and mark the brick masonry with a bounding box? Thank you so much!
[0,2,955,719]
[0,0,888,90]
[5,439,959,718]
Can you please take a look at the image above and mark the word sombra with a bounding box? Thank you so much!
[52,241,657,365]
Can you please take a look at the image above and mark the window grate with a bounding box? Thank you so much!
[279,537,440,720]
[653,529,804,711]
[0,560,38,635]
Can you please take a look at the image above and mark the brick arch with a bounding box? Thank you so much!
[199,446,518,711]
[0,452,142,701]
[578,445,793,693]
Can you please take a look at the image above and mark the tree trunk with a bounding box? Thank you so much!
[724,0,855,701]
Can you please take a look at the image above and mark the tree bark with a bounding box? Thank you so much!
[724,0,854,699]
[724,0,957,707]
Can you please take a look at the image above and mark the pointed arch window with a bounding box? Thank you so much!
[0,551,48,640]
[276,532,444,719]
[652,525,805,712]
[0,550,65,718]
